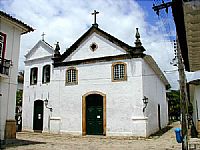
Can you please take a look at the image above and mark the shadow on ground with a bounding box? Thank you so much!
[5,139,46,148]
[150,125,173,137]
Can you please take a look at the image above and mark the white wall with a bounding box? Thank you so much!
[142,60,168,136]
[0,19,21,141]
[193,85,200,126]
[22,58,52,131]
[23,58,148,136]
[54,59,144,136]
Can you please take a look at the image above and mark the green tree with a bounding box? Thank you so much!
[16,90,23,106]
[167,90,180,121]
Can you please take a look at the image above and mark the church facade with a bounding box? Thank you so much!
[22,24,170,137]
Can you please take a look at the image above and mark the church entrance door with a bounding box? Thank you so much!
[86,94,103,135]
[33,100,44,132]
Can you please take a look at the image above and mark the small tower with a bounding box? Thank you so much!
[135,28,142,47]
[54,42,61,58]
[52,42,61,63]
[133,28,145,56]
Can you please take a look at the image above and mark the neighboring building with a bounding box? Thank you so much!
[172,0,200,135]
[22,23,170,137]
[0,10,33,147]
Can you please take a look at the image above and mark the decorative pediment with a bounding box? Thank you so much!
[53,25,146,67]
[63,32,127,62]
[25,40,54,61]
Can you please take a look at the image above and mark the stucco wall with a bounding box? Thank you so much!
[22,58,52,131]
[55,59,144,136]
[193,85,200,126]
[0,20,21,141]
[142,60,168,136]
[23,58,147,136]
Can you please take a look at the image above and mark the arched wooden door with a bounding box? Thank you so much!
[33,100,44,132]
[86,94,103,135]
[82,91,106,135]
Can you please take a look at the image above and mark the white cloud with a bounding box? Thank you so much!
[1,0,178,89]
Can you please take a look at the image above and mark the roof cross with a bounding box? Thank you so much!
[41,32,45,41]
[91,10,99,25]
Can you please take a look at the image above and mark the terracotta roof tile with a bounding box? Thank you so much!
[0,10,34,34]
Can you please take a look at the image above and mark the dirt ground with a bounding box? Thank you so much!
[5,122,182,150]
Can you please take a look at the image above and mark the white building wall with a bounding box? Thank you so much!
[22,58,52,131]
[23,58,147,136]
[193,85,200,126]
[142,60,168,136]
[49,58,145,136]
[0,20,21,141]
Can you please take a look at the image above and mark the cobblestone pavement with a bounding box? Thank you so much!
[6,122,182,150]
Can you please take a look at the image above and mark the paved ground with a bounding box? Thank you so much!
[5,122,182,150]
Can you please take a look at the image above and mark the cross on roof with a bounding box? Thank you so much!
[91,10,99,25]
[41,32,45,41]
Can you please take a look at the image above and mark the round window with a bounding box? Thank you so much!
[90,43,98,52]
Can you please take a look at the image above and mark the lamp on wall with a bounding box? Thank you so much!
[44,98,53,112]
[143,96,148,112]
[44,98,48,106]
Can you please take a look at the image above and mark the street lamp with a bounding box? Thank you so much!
[143,96,148,112]
[44,98,52,112]
[44,98,48,106]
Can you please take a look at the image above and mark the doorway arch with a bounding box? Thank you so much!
[82,91,106,135]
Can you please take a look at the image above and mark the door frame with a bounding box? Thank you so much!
[158,104,161,130]
[33,100,44,132]
[82,91,106,135]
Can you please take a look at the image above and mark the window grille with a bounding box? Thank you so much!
[114,64,125,80]
[66,68,77,84]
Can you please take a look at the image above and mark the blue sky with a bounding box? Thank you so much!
[137,0,175,40]
[0,0,178,89]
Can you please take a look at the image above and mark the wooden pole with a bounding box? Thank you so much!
[176,38,189,150]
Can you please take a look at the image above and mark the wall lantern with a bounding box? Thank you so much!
[44,98,48,106]
[143,96,148,112]
[44,98,53,112]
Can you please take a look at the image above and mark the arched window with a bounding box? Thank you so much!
[30,67,38,85]
[112,62,127,81]
[42,65,50,83]
[66,67,78,85]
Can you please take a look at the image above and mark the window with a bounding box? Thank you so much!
[90,42,98,52]
[0,32,6,58]
[30,67,38,85]
[112,62,127,81]
[42,65,50,83]
[66,67,78,85]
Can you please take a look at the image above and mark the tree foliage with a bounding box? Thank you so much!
[16,90,23,106]
[168,90,180,121]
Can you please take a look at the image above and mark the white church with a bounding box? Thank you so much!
[22,15,170,137]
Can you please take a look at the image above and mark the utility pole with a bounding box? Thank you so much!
[176,38,189,150]
[152,1,172,16]
[152,1,189,150]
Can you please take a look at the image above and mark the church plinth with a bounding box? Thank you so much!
[5,120,16,139]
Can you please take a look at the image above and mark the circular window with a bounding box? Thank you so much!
[90,42,98,52]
